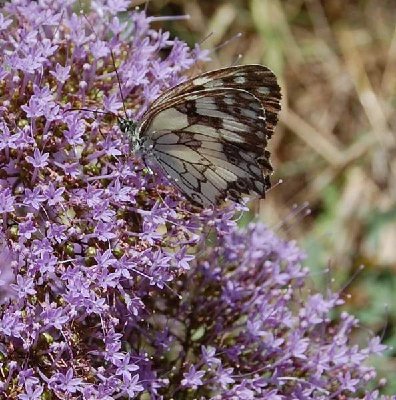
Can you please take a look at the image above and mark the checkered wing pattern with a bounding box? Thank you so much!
[134,65,281,207]
[150,65,281,137]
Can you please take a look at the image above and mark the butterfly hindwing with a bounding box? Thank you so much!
[138,88,273,207]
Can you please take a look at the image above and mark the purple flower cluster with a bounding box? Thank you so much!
[0,1,391,399]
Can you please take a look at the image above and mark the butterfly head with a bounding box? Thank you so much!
[118,117,142,151]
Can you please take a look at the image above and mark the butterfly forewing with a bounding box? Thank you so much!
[149,64,281,137]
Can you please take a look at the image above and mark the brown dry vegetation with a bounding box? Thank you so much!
[144,0,396,393]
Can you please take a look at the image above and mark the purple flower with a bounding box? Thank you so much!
[174,247,195,270]
[26,148,49,168]
[181,366,205,389]
[0,243,15,301]
[40,305,69,330]
[50,63,71,83]
[43,183,65,206]
[63,115,85,145]
[122,374,144,397]
[0,13,12,31]
[49,368,84,394]
[339,371,361,392]
[0,188,15,213]
[93,221,117,241]
[103,94,123,113]
[11,275,36,299]
[114,353,139,381]
[0,312,25,338]
[33,85,53,105]
[46,222,67,244]
[109,16,128,35]
[0,122,20,150]
[201,345,221,366]
[218,367,235,389]
[39,39,58,58]
[18,381,43,400]
[24,187,46,210]
[19,215,36,240]
[90,40,110,59]
[21,97,43,118]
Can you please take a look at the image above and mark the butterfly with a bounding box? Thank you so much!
[118,64,281,208]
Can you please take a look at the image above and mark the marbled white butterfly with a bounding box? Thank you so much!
[118,65,281,208]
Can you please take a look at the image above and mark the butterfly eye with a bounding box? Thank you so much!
[118,119,127,133]
[118,118,137,135]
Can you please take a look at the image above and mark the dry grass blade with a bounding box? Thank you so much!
[381,24,396,97]
[337,28,395,148]
[204,3,237,49]
[281,109,344,166]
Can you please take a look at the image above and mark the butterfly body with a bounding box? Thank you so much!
[118,118,142,150]
[118,65,281,207]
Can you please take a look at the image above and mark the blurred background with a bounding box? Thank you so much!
[141,0,396,393]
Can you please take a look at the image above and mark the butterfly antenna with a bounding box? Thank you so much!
[53,9,64,39]
[65,108,112,116]
[110,50,128,119]
[79,9,128,120]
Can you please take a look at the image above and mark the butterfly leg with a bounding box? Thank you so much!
[133,153,154,176]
